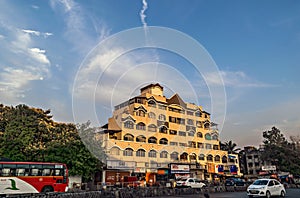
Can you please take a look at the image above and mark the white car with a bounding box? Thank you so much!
[175,178,206,188]
[247,178,286,198]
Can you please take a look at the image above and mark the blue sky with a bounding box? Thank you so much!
[0,0,300,147]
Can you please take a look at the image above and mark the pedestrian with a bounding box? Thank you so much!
[203,188,210,198]
[203,192,210,198]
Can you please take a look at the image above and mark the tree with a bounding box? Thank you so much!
[0,104,104,181]
[220,140,241,154]
[261,127,300,175]
[290,135,300,150]
[44,122,104,181]
[77,121,106,162]
[0,104,52,161]
[263,126,288,146]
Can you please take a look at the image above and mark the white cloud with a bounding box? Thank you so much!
[0,26,51,103]
[140,0,148,28]
[43,32,53,37]
[222,97,300,147]
[205,70,275,88]
[29,48,50,65]
[31,5,39,10]
[1,67,43,88]
[22,29,41,36]
[50,0,110,54]
[22,29,53,38]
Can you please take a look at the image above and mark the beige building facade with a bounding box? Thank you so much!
[101,83,241,185]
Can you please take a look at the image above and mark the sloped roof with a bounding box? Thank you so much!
[167,93,186,108]
[100,118,122,132]
[108,117,122,131]
[140,83,163,92]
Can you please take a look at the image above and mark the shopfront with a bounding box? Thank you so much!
[170,163,190,179]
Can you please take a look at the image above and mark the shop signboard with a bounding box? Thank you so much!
[107,160,135,169]
[215,164,224,174]
[207,163,215,173]
[230,165,237,174]
[262,165,276,171]
[134,167,146,173]
[170,164,190,174]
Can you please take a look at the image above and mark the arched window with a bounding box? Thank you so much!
[215,155,220,162]
[136,149,146,157]
[148,100,156,108]
[187,119,194,125]
[189,153,197,160]
[136,109,145,117]
[148,150,157,158]
[205,133,211,140]
[198,154,205,160]
[197,132,203,138]
[170,152,179,160]
[160,151,168,158]
[124,134,134,141]
[136,135,146,143]
[188,131,195,137]
[136,122,146,130]
[148,137,157,144]
[148,124,157,132]
[159,126,168,134]
[180,152,188,160]
[197,142,204,148]
[123,148,133,156]
[124,121,134,129]
[212,134,218,140]
[222,156,228,163]
[148,112,156,119]
[204,122,210,129]
[158,114,166,121]
[207,154,213,162]
[195,111,202,117]
[206,143,212,149]
[110,147,120,155]
[159,138,168,145]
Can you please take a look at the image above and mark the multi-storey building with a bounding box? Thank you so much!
[243,146,262,177]
[101,83,241,185]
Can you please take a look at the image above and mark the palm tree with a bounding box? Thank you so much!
[220,140,241,154]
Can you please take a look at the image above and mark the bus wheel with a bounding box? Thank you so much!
[42,186,54,193]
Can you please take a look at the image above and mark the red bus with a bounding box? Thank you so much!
[0,161,69,195]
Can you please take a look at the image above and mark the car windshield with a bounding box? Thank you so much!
[253,180,268,185]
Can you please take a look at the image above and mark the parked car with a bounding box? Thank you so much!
[225,178,246,186]
[175,178,206,188]
[247,178,286,198]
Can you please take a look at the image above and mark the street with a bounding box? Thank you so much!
[154,188,300,198]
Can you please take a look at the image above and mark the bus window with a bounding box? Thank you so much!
[16,168,25,176]
[42,168,51,176]
[16,164,30,176]
[31,168,39,176]
[54,169,63,176]
[2,168,10,176]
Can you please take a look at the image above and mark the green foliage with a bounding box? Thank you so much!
[77,121,106,162]
[0,104,104,181]
[220,140,241,154]
[261,126,300,175]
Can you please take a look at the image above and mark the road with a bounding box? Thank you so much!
[154,188,300,198]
